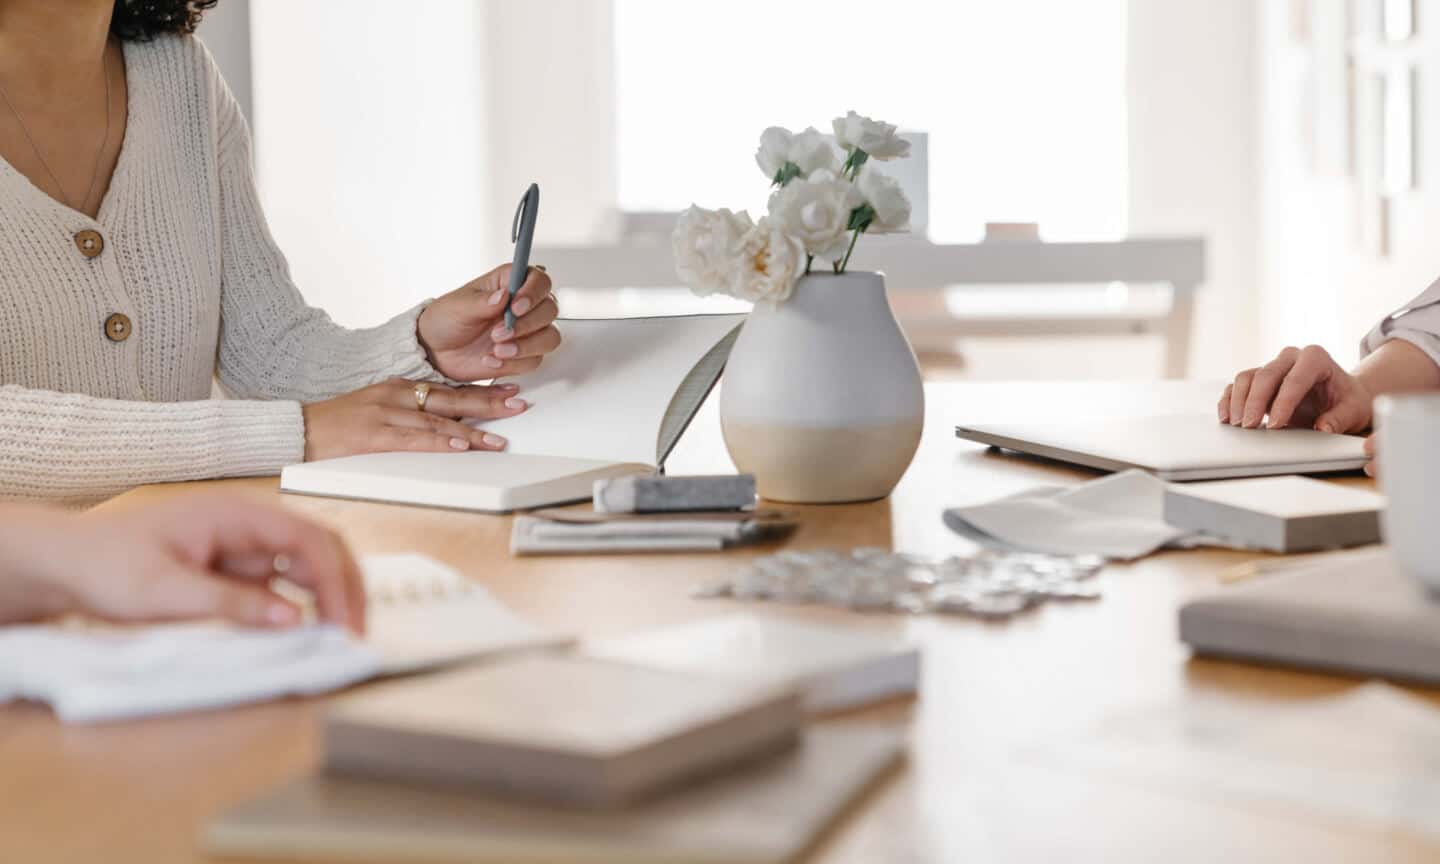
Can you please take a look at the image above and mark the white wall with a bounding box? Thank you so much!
[483,1,617,248]
[1127,0,1261,378]
[197,0,251,127]
[1258,0,1440,365]
[240,1,616,327]
[247,0,493,327]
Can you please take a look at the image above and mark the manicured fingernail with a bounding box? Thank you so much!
[499,382,520,391]
[449,437,470,450]
[489,289,506,305]
[1364,462,1375,477]
[494,343,519,358]
[492,325,513,341]
[267,603,298,625]
[482,356,503,369]
[512,297,532,316]
[1318,422,1333,434]
[483,433,506,448]
[504,397,527,410]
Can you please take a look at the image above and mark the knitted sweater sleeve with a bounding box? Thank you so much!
[0,385,303,506]
[209,55,450,402]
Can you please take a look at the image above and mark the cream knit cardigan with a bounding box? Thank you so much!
[0,36,447,506]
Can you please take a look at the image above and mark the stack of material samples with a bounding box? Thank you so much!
[511,509,795,555]
[206,648,904,864]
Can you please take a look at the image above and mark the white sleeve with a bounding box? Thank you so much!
[0,385,303,507]
[1359,274,1440,368]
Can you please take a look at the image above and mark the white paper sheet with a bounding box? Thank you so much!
[473,315,743,466]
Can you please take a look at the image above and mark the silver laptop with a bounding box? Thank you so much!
[955,414,1369,481]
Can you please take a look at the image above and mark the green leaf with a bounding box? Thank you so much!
[848,149,870,177]
[847,203,876,232]
[772,162,803,187]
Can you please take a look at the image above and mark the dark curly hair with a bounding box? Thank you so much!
[110,0,219,41]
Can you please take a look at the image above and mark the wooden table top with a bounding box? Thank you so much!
[3,380,1431,863]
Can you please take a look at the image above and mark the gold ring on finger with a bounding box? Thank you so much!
[414,381,432,411]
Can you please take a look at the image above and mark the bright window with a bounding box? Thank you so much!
[614,0,1129,242]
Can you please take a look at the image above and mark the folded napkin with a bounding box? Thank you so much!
[0,624,380,724]
[944,470,1205,560]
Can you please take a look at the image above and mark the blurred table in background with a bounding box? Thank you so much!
[539,235,1206,378]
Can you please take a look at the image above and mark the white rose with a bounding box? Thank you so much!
[832,110,911,160]
[766,170,862,260]
[729,218,806,303]
[755,126,837,183]
[671,205,755,296]
[788,128,838,176]
[855,166,911,234]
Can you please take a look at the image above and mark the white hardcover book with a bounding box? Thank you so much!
[586,615,921,714]
[280,315,743,512]
[1162,476,1384,552]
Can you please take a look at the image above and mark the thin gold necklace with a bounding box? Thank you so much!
[0,43,114,213]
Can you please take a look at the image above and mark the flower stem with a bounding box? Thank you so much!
[837,228,862,273]
[805,254,813,275]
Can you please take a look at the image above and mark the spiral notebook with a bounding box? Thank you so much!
[360,555,570,675]
[280,315,744,513]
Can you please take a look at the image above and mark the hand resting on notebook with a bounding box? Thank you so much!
[0,495,365,634]
[302,379,529,461]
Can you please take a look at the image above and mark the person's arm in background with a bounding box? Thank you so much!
[1218,276,1440,475]
[0,495,365,633]
[1220,339,1440,433]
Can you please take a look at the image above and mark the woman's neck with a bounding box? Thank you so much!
[0,0,114,94]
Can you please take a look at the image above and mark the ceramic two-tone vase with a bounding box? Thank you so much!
[721,271,924,503]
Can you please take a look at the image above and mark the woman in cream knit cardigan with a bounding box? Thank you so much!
[0,0,561,505]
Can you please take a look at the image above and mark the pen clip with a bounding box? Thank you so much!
[511,190,529,243]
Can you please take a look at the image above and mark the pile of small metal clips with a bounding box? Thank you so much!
[696,547,1105,619]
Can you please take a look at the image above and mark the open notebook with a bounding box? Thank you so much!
[281,315,744,512]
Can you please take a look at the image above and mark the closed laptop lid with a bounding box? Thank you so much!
[956,413,1369,481]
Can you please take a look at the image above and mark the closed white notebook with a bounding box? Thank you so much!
[586,615,920,714]
[281,315,743,512]
[1162,476,1383,552]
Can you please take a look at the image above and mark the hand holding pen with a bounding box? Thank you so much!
[414,183,559,382]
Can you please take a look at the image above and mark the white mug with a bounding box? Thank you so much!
[1376,393,1440,591]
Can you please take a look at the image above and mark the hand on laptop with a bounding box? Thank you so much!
[0,495,365,633]
[1218,345,1373,433]
[418,264,562,381]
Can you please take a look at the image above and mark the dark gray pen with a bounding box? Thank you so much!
[506,183,540,332]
